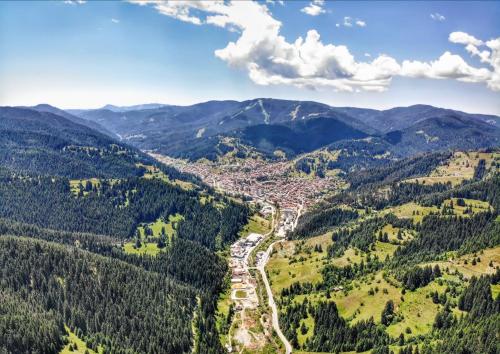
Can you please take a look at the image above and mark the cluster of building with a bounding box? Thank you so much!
[150,153,341,211]
[228,233,263,311]
[229,233,262,264]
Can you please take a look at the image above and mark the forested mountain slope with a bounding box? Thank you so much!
[334,104,500,132]
[0,107,151,178]
[68,99,500,161]
[0,111,250,353]
[29,104,116,137]
[268,150,499,354]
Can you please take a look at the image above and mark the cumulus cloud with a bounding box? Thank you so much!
[449,31,483,46]
[401,52,491,82]
[129,1,500,93]
[402,32,500,91]
[430,13,445,21]
[301,0,325,16]
[111,18,120,23]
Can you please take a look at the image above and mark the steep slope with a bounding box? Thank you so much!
[69,99,375,154]
[68,99,500,162]
[237,117,368,156]
[0,106,250,354]
[385,114,500,155]
[274,150,499,353]
[29,104,116,137]
[334,104,500,133]
[0,236,196,354]
[0,106,152,178]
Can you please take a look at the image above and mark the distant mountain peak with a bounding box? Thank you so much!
[101,103,167,112]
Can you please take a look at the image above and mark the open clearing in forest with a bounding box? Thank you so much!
[267,240,325,296]
[405,151,499,186]
[235,290,247,299]
[60,326,102,354]
[123,214,183,256]
[239,214,272,238]
[123,242,162,256]
[385,198,492,223]
[136,213,183,239]
[138,163,195,190]
[428,246,500,279]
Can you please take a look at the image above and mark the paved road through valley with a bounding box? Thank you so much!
[257,204,302,354]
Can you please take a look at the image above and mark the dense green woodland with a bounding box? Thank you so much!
[0,109,248,353]
[0,237,195,353]
[0,170,247,246]
[0,169,246,353]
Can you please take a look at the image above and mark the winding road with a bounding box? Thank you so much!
[228,204,302,354]
[257,204,303,354]
[257,241,292,354]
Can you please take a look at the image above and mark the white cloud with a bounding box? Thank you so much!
[355,20,366,27]
[129,1,500,93]
[128,0,205,25]
[64,0,86,4]
[401,52,491,82]
[485,38,500,91]
[111,18,120,23]
[340,16,366,28]
[301,0,325,17]
[266,0,285,5]
[430,13,445,21]
[401,32,500,91]
[449,31,483,46]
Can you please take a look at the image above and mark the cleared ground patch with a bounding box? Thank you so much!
[428,246,500,279]
[138,163,195,190]
[60,326,102,354]
[387,202,439,223]
[267,236,329,296]
[372,241,398,260]
[239,213,272,238]
[441,198,492,216]
[386,280,448,338]
[334,272,401,324]
[235,290,247,299]
[136,213,183,239]
[385,198,491,224]
[377,224,413,242]
[405,151,499,186]
[123,214,183,256]
[123,242,162,256]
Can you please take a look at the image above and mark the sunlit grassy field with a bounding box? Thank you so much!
[405,151,499,186]
[60,326,102,354]
[239,213,272,238]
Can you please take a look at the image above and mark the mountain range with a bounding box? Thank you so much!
[1,98,498,167]
[65,98,499,161]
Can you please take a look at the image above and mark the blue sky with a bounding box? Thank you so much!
[0,1,499,115]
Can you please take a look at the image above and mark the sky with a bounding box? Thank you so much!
[0,0,499,115]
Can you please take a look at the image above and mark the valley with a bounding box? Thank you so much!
[0,101,499,354]
[150,152,344,210]
[2,1,500,353]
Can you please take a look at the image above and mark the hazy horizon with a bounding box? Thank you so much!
[1,1,499,115]
[10,97,499,118]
